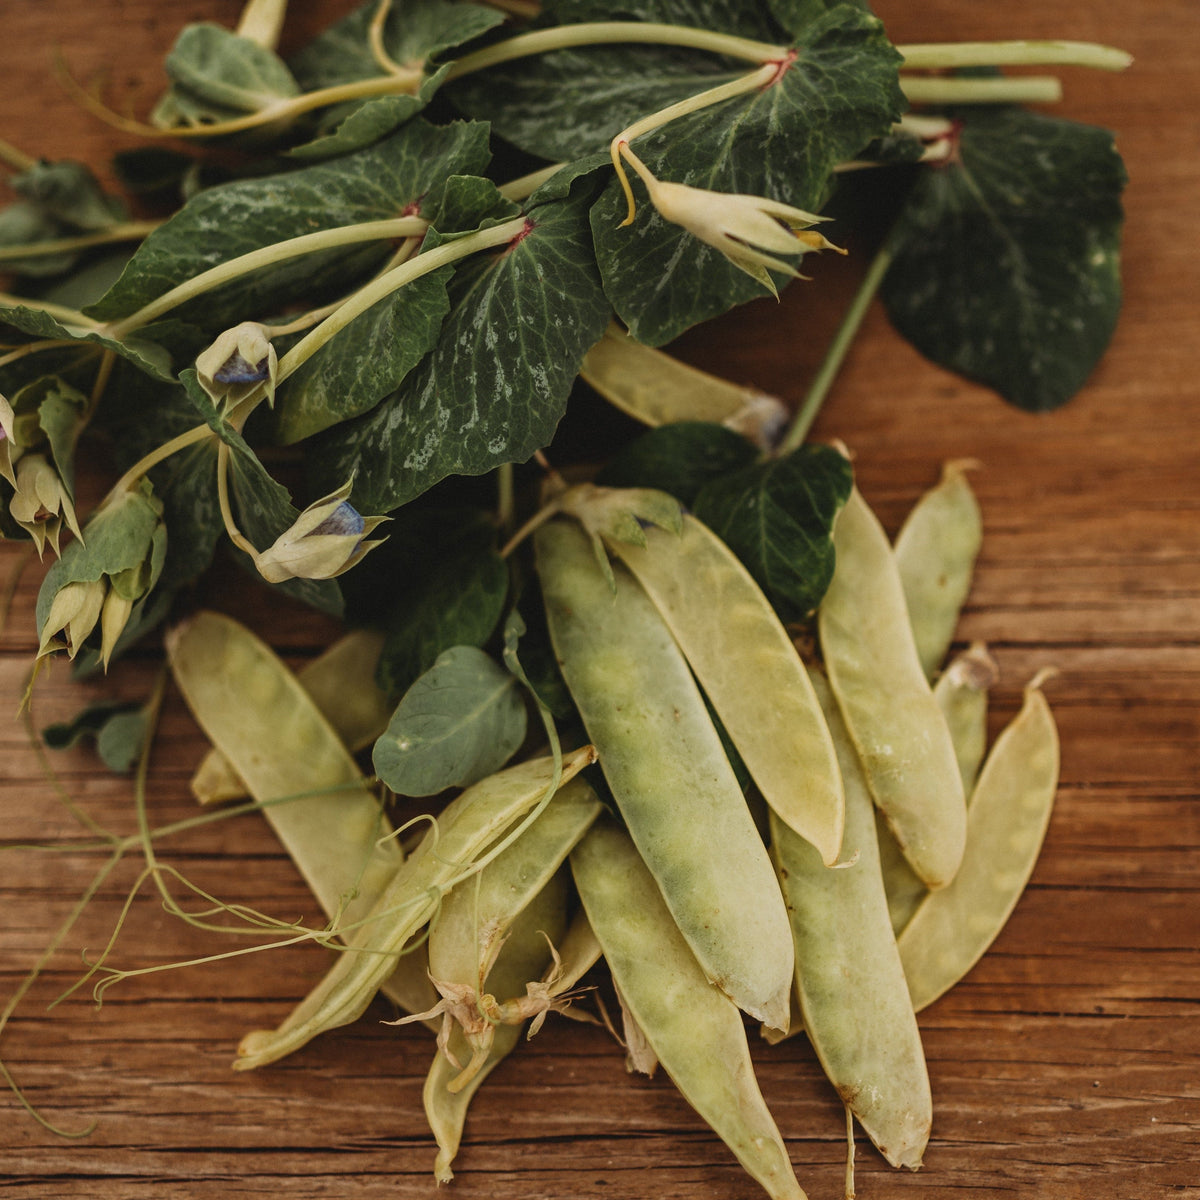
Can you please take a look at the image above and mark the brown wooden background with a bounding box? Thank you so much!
[2,2,1197,1197]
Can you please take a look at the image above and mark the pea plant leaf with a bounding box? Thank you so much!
[591,6,905,343]
[766,0,872,36]
[881,105,1127,412]
[692,442,853,622]
[548,0,784,41]
[11,160,127,231]
[595,421,759,506]
[315,179,612,513]
[372,645,527,797]
[84,119,493,326]
[42,700,148,774]
[159,23,300,117]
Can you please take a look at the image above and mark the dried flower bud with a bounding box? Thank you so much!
[9,452,82,556]
[196,322,278,411]
[252,481,387,584]
[99,587,136,670]
[37,578,106,658]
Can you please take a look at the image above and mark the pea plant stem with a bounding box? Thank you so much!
[107,216,429,337]
[105,424,215,501]
[778,233,896,456]
[902,75,1063,105]
[897,39,1133,71]
[0,221,162,263]
[235,0,289,49]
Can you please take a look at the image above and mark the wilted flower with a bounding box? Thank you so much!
[9,452,83,556]
[618,143,844,295]
[0,391,16,487]
[196,322,278,411]
[37,578,106,659]
[252,481,387,584]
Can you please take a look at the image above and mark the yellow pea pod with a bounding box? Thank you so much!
[893,460,984,680]
[898,672,1060,1012]
[572,819,808,1200]
[424,870,570,1183]
[165,611,400,932]
[580,322,787,446]
[191,628,391,804]
[612,513,844,865]
[536,518,794,1030]
[819,487,967,889]
[234,745,596,1071]
[771,671,931,1171]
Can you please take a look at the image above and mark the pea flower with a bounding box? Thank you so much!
[617,143,844,296]
[9,452,83,556]
[196,321,278,411]
[252,481,387,584]
[37,579,106,659]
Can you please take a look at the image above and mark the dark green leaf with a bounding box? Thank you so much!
[42,699,145,771]
[316,181,611,512]
[85,119,493,325]
[161,23,300,115]
[595,421,758,506]
[0,305,175,381]
[549,0,783,39]
[881,106,1126,412]
[12,160,126,231]
[27,376,88,493]
[591,7,904,343]
[0,204,75,277]
[692,443,852,621]
[766,0,872,37]
[372,645,527,796]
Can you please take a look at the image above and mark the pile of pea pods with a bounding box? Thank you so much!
[168,455,1060,1198]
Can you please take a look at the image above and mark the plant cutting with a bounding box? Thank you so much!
[0,0,1129,1195]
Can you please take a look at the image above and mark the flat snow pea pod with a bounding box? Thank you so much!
[191,628,390,804]
[819,487,967,889]
[893,459,983,679]
[424,870,569,1183]
[536,518,794,1029]
[424,777,601,1086]
[234,745,596,1071]
[898,672,1060,1012]
[571,819,807,1200]
[165,611,400,932]
[770,670,931,1170]
[879,642,999,934]
[611,513,845,865]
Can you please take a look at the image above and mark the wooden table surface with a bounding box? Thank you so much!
[2,2,1197,1197]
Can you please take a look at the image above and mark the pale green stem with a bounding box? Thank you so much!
[497,462,515,535]
[0,294,100,328]
[276,215,530,385]
[0,138,36,172]
[444,21,787,82]
[902,75,1063,105]
[611,62,776,224]
[107,216,428,337]
[778,233,897,456]
[0,340,73,370]
[368,0,407,76]
[499,164,564,203]
[216,440,260,557]
[898,39,1132,72]
[105,423,215,502]
[0,221,161,263]
[236,0,289,48]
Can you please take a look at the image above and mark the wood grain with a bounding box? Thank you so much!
[2,2,1198,1198]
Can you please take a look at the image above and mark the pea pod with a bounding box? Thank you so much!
[536,518,794,1029]
[893,460,983,680]
[880,643,999,934]
[572,819,807,1200]
[165,611,400,932]
[424,870,570,1183]
[819,487,966,889]
[899,672,1060,1012]
[191,628,390,805]
[234,745,596,1071]
[611,513,844,865]
[771,671,931,1170]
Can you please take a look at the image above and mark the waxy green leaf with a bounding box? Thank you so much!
[692,443,852,622]
[85,119,492,326]
[316,181,611,513]
[882,105,1126,412]
[372,645,527,797]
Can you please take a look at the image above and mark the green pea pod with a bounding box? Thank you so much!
[191,628,391,804]
[425,870,570,1183]
[165,611,400,932]
[572,819,808,1200]
[536,518,793,1030]
[899,672,1060,1012]
[234,745,596,1071]
[880,642,999,934]
[893,460,983,679]
[611,514,844,865]
[771,671,931,1170]
[425,777,602,1087]
[819,487,967,889]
